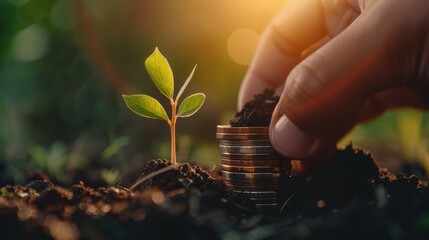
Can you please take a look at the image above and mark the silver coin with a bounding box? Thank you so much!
[222,174,289,185]
[223,179,283,187]
[221,159,291,167]
[219,145,275,154]
[221,153,285,160]
[224,183,280,192]
[218,139,272,146]
[223,176,287,185]
[222,171,285,180]
[221,164,291,173]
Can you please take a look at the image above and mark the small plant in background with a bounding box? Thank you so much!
[101,168,120,186]
[123,48,205,165]
[28,142,87,182]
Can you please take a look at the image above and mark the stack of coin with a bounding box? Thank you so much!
[216,125,291,211]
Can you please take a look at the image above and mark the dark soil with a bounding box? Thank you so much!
[134,159,219,192]
[1,146,429,239]
[230,88,279,127]
[1,90,429,239]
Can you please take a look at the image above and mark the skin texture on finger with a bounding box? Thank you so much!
[271,0,429,161]
[321,0,360,37]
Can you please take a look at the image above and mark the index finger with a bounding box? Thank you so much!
[238,0,327,109]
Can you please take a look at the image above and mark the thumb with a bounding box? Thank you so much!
[269,6,409,160]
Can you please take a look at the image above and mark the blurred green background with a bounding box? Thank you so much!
[0,0,428,186]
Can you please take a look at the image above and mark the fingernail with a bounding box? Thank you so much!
[270,115,316,158]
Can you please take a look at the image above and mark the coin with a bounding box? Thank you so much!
[218,139,272,146]
[216,133,269,140]
[221,164,290,173]
[219,145,275,154]
[217,125,291,212]
[222,171,286,180]
[221,159,290,167]
[225,183,280,191]
[221,153,286,160]
[216,125,268,134]
[223,176,287,185]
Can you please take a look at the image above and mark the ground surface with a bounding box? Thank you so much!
[1,145,429,240]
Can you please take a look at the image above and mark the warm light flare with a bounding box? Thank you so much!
[227,28,260,65]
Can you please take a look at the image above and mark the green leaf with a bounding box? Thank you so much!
[176,64,197,102]
[123,94,169,121]
[177,93,205,118]
[145,47,174,99]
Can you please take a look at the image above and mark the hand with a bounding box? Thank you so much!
[238,0,429,169]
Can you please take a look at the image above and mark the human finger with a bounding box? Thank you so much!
[269,0,412,159]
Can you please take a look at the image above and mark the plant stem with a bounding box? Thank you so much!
[170,99,177,165]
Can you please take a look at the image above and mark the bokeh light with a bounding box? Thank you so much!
[227,28,260,65]
[12,24,49,62]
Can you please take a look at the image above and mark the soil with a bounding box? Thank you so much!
[133,159,219,192]
[230,88,279,127]
[1,90,429,239]
[1,147,429,239]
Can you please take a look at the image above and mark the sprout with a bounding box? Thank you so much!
[123,48,205,165]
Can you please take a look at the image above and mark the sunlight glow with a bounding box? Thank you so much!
[227,28,260,65]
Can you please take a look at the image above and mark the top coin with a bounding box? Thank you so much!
[217,125,268,134]
[216,133,269,140]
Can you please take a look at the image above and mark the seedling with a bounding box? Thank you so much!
[123,48,205,165]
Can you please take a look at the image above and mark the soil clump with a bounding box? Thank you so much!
[134,159,219,192]
[230,88,279,127]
